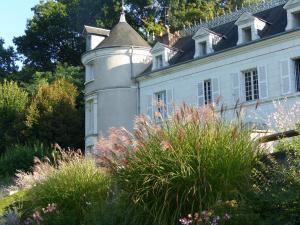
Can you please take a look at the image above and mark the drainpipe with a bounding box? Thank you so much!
[129,46,140,115]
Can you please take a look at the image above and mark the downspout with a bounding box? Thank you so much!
[130,46,140,114]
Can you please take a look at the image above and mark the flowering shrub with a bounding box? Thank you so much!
[179,210,231,225]
[0,204,57,225]
[267,99,300,132]
[96,104,259,225]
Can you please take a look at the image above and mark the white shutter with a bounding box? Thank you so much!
[258,66,268,99]
[197,81,204,106]
[240,73,245,102]
[231,73,240,103]
[146,94,153,120]
[166,89,174,116]
[280,60,291,95]
[212,78,220,105]
[93,97,98,134]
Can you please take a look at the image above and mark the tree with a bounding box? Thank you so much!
[26,79,84,149]
[0,38,18,79]
[0,80,28,154]
[14,0,84,72]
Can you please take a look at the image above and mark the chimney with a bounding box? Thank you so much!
[157,27,180,46]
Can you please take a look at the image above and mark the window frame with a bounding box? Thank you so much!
[154,90,167,118]
[244,68,259,102]
[294,58,300,92]
[242,26,252,43]
[155,55,163,69]
[199,41,207,57]
[85,63,94,83]
[204,79,212,105]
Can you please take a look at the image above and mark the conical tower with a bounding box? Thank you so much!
[82,10,152,154]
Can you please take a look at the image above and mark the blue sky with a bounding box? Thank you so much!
[0,0,40,48]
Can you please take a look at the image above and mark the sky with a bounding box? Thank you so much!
[0,0,40,48]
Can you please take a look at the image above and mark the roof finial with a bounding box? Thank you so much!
[120,0,126,22]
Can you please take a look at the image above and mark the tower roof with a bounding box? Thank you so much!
[96,16,150,49]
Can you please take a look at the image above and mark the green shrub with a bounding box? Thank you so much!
[21,157,111,225]
[97,105,259,225]
[0,190,27,216]
[247,149,300,225]
[0,143,53,177]
[0,80,28,153]
[25,79,83,149]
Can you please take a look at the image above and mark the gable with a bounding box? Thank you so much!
[151,42,165,53]
[193,28,211,39]
[235,12,255,25]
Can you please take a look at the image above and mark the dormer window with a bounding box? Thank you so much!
[235,12,267,45]
[193,28,222,59]
[292,11,300,27]
[151,42,178,71]
[242,27,252,42]
[284,0,300,30]
[199,41,207,57]
[155,55,163,69]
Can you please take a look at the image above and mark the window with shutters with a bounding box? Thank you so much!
[198,78,219,106]
[204,79,212,105]
[294,59,300,92]
[244,69,259,101]
[154,91,167,118]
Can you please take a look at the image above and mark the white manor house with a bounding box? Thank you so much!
[82,0,300,153]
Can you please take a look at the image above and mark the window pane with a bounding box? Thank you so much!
[204,80,212,105]
[156,55,163,69]
[244,69,259,101]
[245,72,252,101]
[155,91,167,118]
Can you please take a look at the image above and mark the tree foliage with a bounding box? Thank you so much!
[26,79,83,149]
[14,0,84,72]
[0,80,28,154]
[0,39,18,79]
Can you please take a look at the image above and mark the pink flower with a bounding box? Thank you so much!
[160,141,172,151]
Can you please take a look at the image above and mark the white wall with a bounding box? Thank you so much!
[82,46,152,153]
[139,30,300,127]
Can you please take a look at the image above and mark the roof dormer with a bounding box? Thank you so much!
[83,26,110,51]
[151,42,177,71]
[235,12,267,45]
[192,28,222,58]
[284,0,300,30]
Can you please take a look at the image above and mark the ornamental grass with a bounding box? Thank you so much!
[96,104,260,225]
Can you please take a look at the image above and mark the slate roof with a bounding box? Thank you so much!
[97,21,150,49]
[168,4,287,66]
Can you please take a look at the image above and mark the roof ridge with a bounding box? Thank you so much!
[179,0,288,37]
